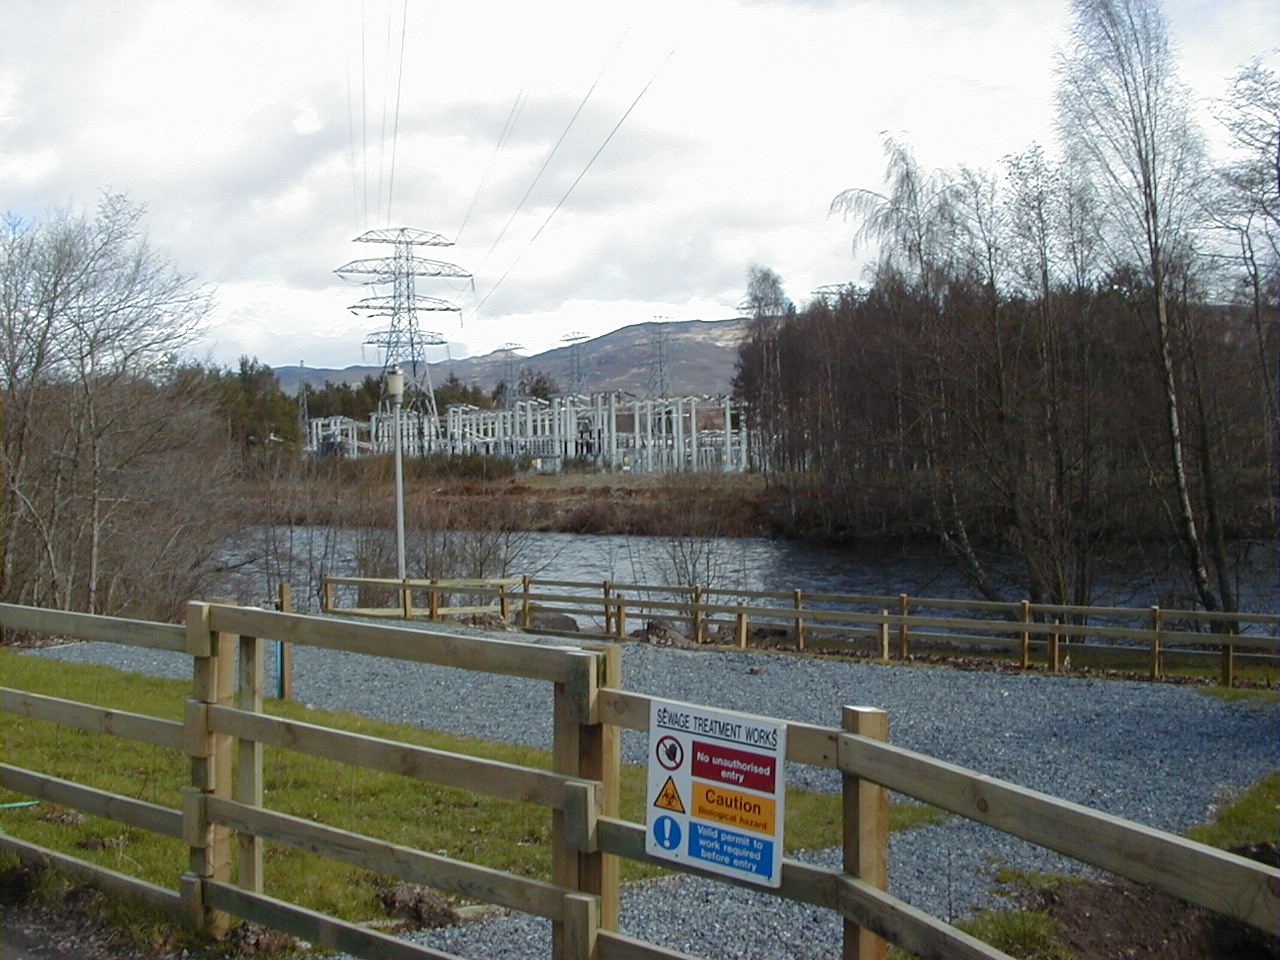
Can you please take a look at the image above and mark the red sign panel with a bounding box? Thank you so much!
[691,740,776,793]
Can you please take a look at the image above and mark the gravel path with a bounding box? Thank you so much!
[30,623,1278,960]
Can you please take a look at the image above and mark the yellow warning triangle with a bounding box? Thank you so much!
[653,776,685,814]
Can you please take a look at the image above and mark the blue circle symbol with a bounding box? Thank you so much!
[653,815,682,851]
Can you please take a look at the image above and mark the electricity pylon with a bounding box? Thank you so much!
[561,331,588,395]
[498,343,524,408]
[648,317,670,397]
[335,227,472,430]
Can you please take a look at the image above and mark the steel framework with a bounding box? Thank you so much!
[334,227,472,429]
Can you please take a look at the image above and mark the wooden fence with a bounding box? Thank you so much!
[1,600,1277,960]
[322,575,1280,687]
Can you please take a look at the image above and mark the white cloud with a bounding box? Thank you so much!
[3,0,1273,371]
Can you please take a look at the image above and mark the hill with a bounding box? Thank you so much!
[273,317,751,397]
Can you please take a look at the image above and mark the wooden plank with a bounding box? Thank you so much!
[0,764,183,839]
[185,605,235,934]
[324,576,519,589]
[595,818,1012,960]
[838,735,1280,931]
[598,930,705,960]
[206,705,585,807]
[0,834,184,917]
[836,875,1014,960]
[205,605,591,688]
[596,689,841,769]
[205,796,566,920]
[581,645,621,931]
[552,679,581,960]
[237,635,264,895]
[843,707,888,960]
[0,688,184,750]
[204,882,467,960]
[0,603,185,651]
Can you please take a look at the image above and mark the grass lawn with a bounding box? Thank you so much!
[0,647,942,925]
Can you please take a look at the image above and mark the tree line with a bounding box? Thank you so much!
[0,192,565,619]
[732,0,1276,612]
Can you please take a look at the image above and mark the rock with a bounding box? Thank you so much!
[630,621,692,647]
[529,612,579,633]
[377,884,460,928]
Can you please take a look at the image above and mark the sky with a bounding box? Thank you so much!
[3,0,1275,371]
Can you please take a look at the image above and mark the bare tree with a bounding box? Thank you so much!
[1056,0,1225,610]
[1,194,226,618]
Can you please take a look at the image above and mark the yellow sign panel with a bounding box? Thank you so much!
[654,776,686,813]
[692,782,775,835]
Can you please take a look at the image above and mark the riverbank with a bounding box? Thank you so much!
[246,471,778,538]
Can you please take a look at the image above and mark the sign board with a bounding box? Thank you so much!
[645,698,787,887]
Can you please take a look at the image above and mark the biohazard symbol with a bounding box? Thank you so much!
[653,776,686,814]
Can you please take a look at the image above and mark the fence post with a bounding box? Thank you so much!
[523,575,533,629]
[583,645,621,931]
[692,586,705,644]
[183,602,234,935]
[736,604,748,650]
[277,583,293,701]
[428,579,439,621]
[602,581,613,635]
[1019,600,1032,671]
[897,594,910,660]
[237,631,264,895]
[793,589,805,651]
[1150,606,1162,680]
[322,577,333,612]
[499,582,510,622]
[842,706,889,960]
[615,595,626,639]
[1049,619,1061,674]
[877,610,890,660]
[551,648,616,959]
[1221,640,1236,689]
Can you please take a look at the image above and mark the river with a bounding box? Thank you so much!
[214,525,1277,617]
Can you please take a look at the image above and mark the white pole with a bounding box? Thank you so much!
[386,366,407,581]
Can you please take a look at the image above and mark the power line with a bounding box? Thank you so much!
[385,0,410,226]
[473,33,630,279]
[472,45,678,318]
[456,87,527,244]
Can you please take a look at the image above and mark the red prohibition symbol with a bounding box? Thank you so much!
[655,735,684,770]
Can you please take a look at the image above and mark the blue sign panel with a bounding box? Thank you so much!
[653,814,683,851]
[688,822,774,878]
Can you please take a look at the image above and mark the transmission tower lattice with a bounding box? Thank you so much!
[647,317,670,397]
[335,227,472,426]
[561,331,588,394]
[498,343,524,408]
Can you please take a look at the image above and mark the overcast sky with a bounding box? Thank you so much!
[3,0,1275,371]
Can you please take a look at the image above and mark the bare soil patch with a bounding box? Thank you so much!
[1027,843,1278,959]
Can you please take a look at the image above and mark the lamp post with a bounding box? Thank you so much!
[385,365,407,582]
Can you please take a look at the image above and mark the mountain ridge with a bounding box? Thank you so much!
[273,317,751,398]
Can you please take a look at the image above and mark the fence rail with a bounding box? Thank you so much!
[2,600,1277,960]
[320,576,1280,687]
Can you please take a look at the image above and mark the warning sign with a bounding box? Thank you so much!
[653,776,686,813]
[692,782,775,833]
[644,698,786,887]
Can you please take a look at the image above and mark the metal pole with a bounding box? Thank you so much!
[386,366,407,582]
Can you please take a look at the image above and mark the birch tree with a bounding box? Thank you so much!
[1,194,229,617]
[1056,0,1226,611]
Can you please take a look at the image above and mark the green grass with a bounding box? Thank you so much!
[0,647,943,926]
[1184,770,1280,849]
[1198,685,1280,708]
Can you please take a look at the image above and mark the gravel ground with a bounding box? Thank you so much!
[28,622,1279,960]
